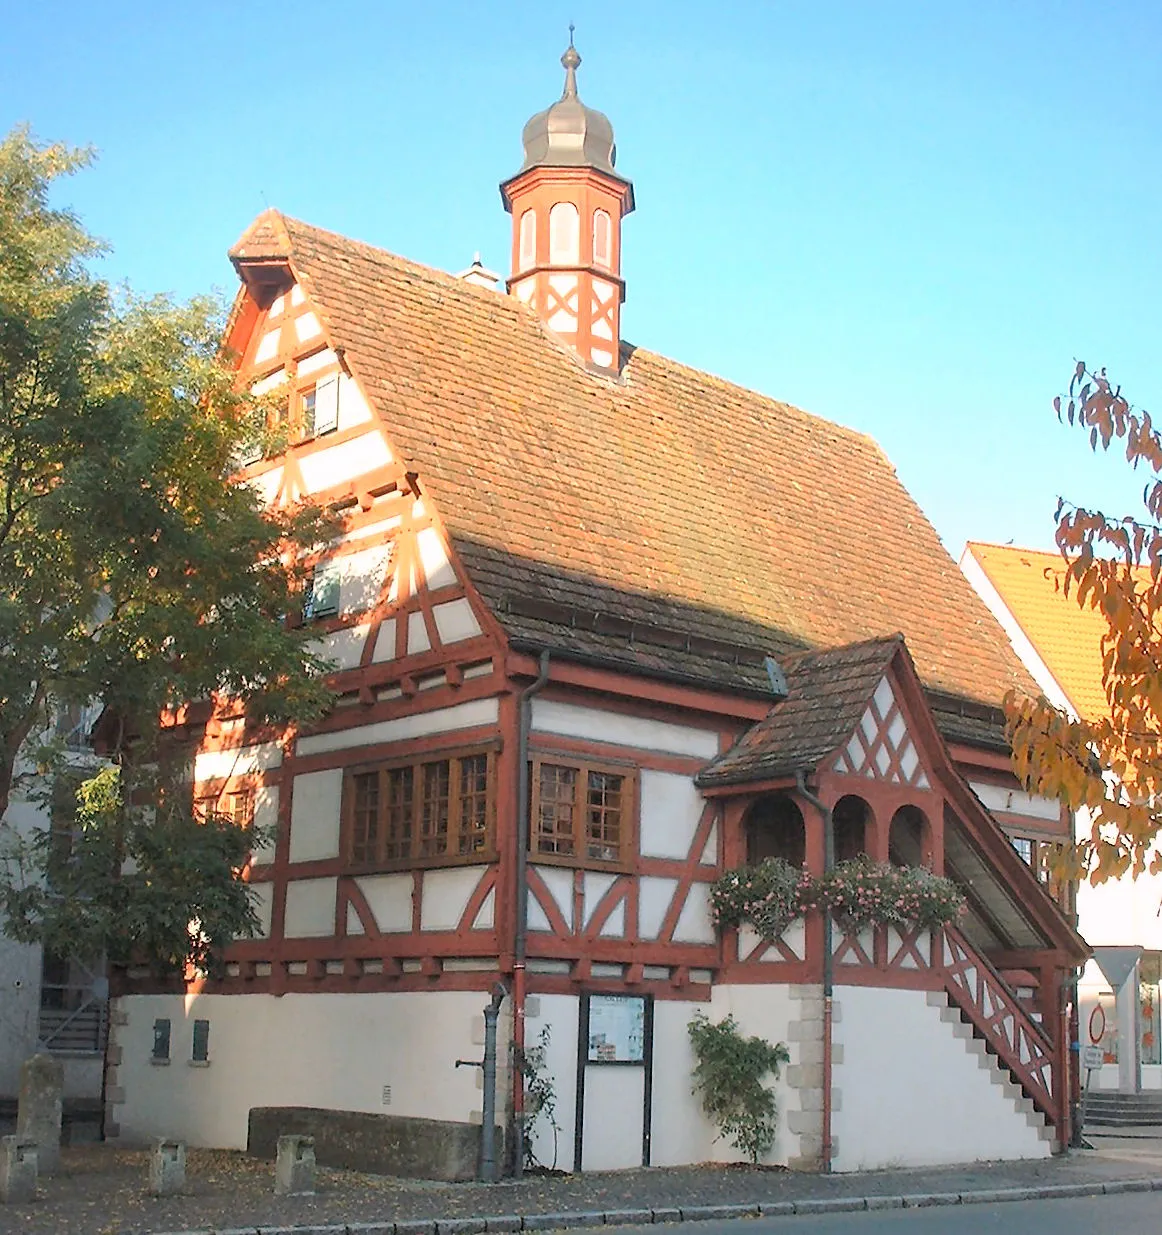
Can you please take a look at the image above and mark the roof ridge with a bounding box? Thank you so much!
[275,212,887,453]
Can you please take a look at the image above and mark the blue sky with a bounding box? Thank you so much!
[3,1,1158,556]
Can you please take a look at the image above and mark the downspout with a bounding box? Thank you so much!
[795,770,834,1174]
[513,649,551,1178]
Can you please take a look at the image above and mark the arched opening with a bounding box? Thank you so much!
[549,201,580,264]
[592,209,612,268]
[889,804,929,868]
[832,795,871,863]
[519,210,537,270]
[744,793,806,868]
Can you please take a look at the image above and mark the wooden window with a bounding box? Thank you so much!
[196,788,255,829]
[344,749,496,869]
[530,757,634,867]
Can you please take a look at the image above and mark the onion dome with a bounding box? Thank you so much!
[515,38,623,180]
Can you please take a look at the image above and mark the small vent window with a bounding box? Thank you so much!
[152,1018,171,1062]
[191,1019,210,1063]
[592,209,612,269]
[519,209,537,270]
[549,202,580,264]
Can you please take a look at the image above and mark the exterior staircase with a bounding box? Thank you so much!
[1083,1090,1162,1127]
[926,990,1057,1151]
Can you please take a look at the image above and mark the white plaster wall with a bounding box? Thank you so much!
[0,936,43,1095]
[249,882,274,939]
[530,700,718,759]
[704,984,800,1165]
[639,877,678,939]
[417,527,458,590]
[673,884,714,944]
[298,432,392,494]
[420,867,487,933]
[250,785,279,865]
[639,771,703,859]
[355,873,413,933]
[311,624,370,671]
[339,546,393,616]
[832,986,1048,1170]
[283,877,338,937]
[649,996,720,1167]
[288,770,342,864]
[432,598,482,644]
[113,990,502,1148]
[194,742,282,782]
[296,698,499,757]
[524,993,580,1171]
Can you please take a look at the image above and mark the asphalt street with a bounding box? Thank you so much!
[609,1193,1158,1234]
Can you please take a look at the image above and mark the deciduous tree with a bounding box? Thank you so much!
[0,126,334,974]
[1008,362,1162,884]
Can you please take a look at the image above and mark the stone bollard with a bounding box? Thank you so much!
[274,1134,316,1195]
[16,1054,63,1175]
[148,1138,186,1197]
[0,1137,38,1204]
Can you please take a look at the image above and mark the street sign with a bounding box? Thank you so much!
[1082,1044,1105,1070]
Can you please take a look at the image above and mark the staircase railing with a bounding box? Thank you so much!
[941,926,1056,1127]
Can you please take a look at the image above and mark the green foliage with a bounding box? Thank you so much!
[815,857,965,934]
[517,1024,562,1170]
[0,766,267,974]
[711,857,964,943]
[709,857,814,938]
[0,125,337,974]
[688,1013,789,1164]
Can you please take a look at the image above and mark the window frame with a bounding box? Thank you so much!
[528,752,636,872]
[342,744,499,872]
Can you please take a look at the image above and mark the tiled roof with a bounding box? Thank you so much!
[238,211,1037,711]
[965,541,1116,721]
[696,636,903,787]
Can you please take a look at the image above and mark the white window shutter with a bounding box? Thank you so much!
[313,373,340,436]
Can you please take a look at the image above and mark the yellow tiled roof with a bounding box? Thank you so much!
[966,541,1114,721]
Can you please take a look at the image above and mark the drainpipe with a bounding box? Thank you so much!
[513,649,551,1178]
[795,771,834,1174]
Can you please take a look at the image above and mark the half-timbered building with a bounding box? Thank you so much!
[104,43,1088,1173]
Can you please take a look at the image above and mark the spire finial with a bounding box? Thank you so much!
[561,25,581,97]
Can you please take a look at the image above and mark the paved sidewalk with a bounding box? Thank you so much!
[1,1141,1161,1235]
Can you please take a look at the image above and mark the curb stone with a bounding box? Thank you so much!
[793,1198,866,1215]
[900,1193,961,1208]
[139,1177,1162,1235]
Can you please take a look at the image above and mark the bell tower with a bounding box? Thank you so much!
[500,35,635,372]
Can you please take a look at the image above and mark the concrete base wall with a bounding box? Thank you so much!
[247,1106,499,1181]
[832,986,1049,1171]
[109,990,509,1150]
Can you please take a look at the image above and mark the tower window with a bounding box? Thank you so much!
[519,210,537,270]
[593,210,612,269]
[549,202,580,264]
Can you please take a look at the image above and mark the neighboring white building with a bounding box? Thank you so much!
[0,702,107,1109]
[962,540,1162,1093]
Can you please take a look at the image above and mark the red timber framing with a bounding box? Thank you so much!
[125,247,1085,1152]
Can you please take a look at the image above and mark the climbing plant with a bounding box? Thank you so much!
[518,1024,562,1170]
[687,1013,790,1164]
